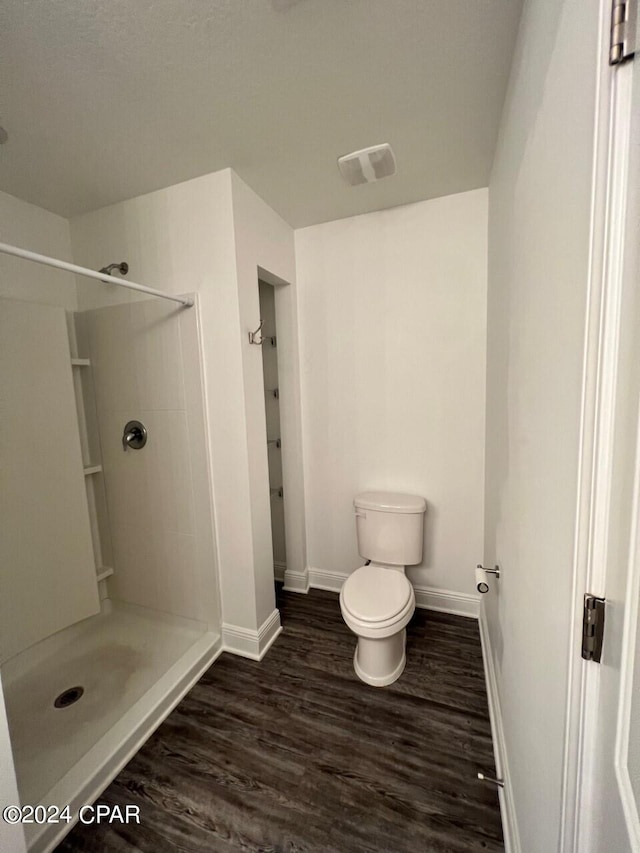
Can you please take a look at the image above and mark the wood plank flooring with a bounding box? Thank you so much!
[57,587,503,853]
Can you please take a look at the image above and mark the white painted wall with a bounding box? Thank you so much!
[0,189,76,307]
[295,189,487,595]
[483,0,599,850]
[230,172,305,628]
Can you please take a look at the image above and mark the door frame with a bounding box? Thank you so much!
[559,0,637,849]
[257,265,309,594]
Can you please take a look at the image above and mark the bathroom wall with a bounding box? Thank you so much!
[229,170,305,630]
[483,0,599,850]
[0,189,76,307]
[294,189,487,598]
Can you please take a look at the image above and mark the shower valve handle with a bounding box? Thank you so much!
[123,429,138,448]
[122,421,147,451]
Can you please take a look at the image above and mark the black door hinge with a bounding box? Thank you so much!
[582,594,606,663]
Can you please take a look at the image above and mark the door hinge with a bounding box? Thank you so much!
[610,0,637,65]
[582,594,606,663]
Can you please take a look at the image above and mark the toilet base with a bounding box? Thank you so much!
[352,629,407,687]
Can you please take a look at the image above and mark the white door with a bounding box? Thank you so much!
[576,11,640,851]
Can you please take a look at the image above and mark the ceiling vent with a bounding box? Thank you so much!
[337,143,396,186]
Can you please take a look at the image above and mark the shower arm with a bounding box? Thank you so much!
[0,241,193,307]
[99,262,129,276]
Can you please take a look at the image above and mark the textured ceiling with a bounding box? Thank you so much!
[0,0,522,227]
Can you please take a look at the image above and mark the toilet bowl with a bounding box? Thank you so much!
[340,564,415,686]
[339,491,426,687]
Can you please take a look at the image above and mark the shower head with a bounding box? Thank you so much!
[99,262,129,276]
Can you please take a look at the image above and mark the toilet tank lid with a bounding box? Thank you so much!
[354,491,426,514]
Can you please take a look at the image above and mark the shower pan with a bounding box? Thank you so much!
[0,255,221,852]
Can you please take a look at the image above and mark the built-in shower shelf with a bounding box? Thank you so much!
[96,567,114,582]
[71,358,91,366]
[83,464,103,476]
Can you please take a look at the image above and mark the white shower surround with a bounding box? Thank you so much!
[0,188,226,851]
[0,191,76,853]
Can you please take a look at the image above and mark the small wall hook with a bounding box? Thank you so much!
[249,319,266,345]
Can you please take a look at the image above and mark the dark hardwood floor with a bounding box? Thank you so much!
[57,587,503,853]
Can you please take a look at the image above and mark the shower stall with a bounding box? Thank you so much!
[0,246,221,852]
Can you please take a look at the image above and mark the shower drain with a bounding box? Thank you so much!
[54,686,84,709]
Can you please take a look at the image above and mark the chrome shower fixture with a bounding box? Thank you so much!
[99,261,129,276]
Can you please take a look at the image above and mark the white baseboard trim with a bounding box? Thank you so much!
[283,566,309,593]
[274,561,286,583]
[479,602,521,853]
[222,608,283,661]
[308,567,346,592]
[413,585,480,619]
[304,567,480,619]
[258,608,283,658]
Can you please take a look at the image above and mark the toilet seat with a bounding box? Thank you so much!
[340,565,415,638]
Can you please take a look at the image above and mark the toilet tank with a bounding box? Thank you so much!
[354,491,426,566]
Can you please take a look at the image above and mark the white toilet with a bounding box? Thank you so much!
[339,491,426,687]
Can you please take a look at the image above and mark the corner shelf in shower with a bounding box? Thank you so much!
[83,464,103,476]
[96,566,114,583]
[71,358,91,366]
